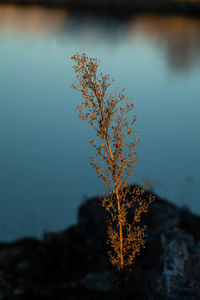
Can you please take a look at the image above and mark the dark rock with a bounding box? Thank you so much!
[0,238,40,271]
[149,228,200,300]
[180,206,200,240]
[0,272,12,300]
[0,187,200,299]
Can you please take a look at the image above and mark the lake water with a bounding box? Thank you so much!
[0,4,200,241]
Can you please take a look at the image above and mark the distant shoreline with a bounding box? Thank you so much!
[1,0,200,17]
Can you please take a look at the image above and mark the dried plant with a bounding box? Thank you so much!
[71,53,155,272]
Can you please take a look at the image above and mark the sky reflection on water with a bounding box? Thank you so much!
[0,5,200,241]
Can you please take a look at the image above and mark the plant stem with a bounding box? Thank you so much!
[106,137,124,271]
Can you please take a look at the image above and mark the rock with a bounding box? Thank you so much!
[79,271,113,291]
[0,271,14,300]
[0,238,40,271]
[0,187,200,299]
[149,228,200,300]
[180,206,200,240]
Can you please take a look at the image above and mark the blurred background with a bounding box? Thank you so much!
[0,1,200,241]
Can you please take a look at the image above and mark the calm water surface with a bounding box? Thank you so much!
[0,5,200,241]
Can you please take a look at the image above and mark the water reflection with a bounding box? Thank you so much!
[0,5,200,240]
[0,4,69,35]
[129,15,200,71]
[1,5,200,72]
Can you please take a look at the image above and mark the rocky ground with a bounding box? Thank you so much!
[0,187,200,299]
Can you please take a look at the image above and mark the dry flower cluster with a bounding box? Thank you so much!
[71,53,155,272]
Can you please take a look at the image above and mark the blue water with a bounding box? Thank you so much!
[0,6,200,241]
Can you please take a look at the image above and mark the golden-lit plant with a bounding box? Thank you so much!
[71,53,155,272]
